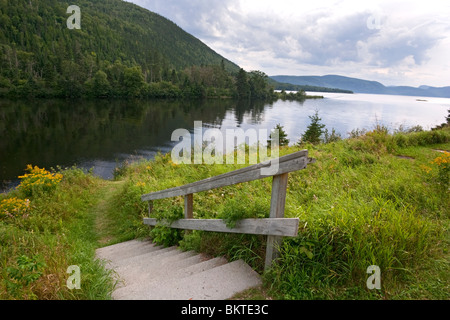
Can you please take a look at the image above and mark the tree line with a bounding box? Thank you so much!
[0,0,276,100]
[0,51,274,99]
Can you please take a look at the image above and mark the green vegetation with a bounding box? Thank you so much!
[0,167,118,299]
[2,110,449,300]
[0,0,285,100]
[2,123,448,299]
[1,0,448,302]
[274,89,324,101]
[268,124,290,148]
[299,110,327,145]
[113,124,449,300]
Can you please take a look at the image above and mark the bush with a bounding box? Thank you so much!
[149,205,184,247]
[17,165,63,197]
[323,128,342,144]
[218,197,269,228]
[432,152,450,191]
[5,254,46,299]
[0,197,31,219]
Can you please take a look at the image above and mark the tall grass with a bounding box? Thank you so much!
[116,126,449,299]
[0,168,116,299]
[2,126,448,299]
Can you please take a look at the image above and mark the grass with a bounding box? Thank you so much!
[0,126,448,300]
[114,126,449,300]
[0,169,117,299]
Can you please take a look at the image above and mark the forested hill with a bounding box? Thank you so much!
[0,0,251,99]
[270,75,450,98]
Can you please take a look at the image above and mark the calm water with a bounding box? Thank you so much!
[1,93,449,191]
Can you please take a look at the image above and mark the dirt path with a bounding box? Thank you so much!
[93,180,126,246]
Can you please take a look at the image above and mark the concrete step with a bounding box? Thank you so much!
[112,256,229,299]
[96,239,262,300]
[117,259,262,300]
[96,239,156,262]
[110,246,180,270]
[164,259,262,300]
[113,250,200,287]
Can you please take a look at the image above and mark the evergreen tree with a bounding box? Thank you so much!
[268,123,289,148]
[248,70,270,99]
[300,111,326,145]
[236,68,250,99]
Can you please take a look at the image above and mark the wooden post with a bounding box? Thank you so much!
[184,194,193,219]
[148,201,153,217]
[265,173,289,271]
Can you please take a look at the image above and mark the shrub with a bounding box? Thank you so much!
[0,197,31,219]
[432,152,450,191]
[218,197,269,228]
[149,205,184,247]
[323,128,342,144]
[17,165,63,197]
[5,254,46,299]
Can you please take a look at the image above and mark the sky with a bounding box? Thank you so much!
[127,0,450,87]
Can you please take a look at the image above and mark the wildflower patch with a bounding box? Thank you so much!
[18,165,63,197]
[0,197,31,219]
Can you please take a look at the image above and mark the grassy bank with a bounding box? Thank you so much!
[1,126,448,300]
[0,168,119,299]
[115,126,449,300]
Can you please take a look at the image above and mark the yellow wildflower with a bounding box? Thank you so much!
[17,165,63,196]
[420,165,433,174]
[136,181,146,188]
[0,197,31,218]
[433,152,449,167]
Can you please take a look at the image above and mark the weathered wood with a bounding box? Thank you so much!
[148,201,153,216]
[269,174,289,219]
[143,218,300,237]
[265,174,290,271]
[141,150,310,202]
[184,194,193,219]
[141,150,315,272]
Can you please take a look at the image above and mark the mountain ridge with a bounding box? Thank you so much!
[270,75,450,98]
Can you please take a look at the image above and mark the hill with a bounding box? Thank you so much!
[267,78,353,94]
[270,75,450,98]
[0,0,242,98]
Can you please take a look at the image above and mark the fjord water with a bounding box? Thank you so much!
[1,93,449,191]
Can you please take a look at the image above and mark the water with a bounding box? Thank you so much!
[1,93,448,191]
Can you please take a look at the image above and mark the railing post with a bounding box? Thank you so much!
[184,194,193,219]
[148,201,153,216]
[265,173,289,271]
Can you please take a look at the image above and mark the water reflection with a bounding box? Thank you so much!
[1,94,448,191]
[0,98,266,190]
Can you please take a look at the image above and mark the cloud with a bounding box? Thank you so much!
[127,0,450,86]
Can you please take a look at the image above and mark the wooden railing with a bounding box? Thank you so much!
[141,150,315,271]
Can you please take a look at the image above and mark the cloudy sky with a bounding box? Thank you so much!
[127,0,450,87]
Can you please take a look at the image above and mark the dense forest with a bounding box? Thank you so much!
[0,0,274,99]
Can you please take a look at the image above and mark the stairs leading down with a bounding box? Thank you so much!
[95,239,262,300]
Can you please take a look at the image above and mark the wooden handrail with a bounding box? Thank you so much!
[141,150,315,271]
[141,150,311,201]
[143,218,300,237]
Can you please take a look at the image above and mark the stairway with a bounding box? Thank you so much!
[95,239,262,300]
